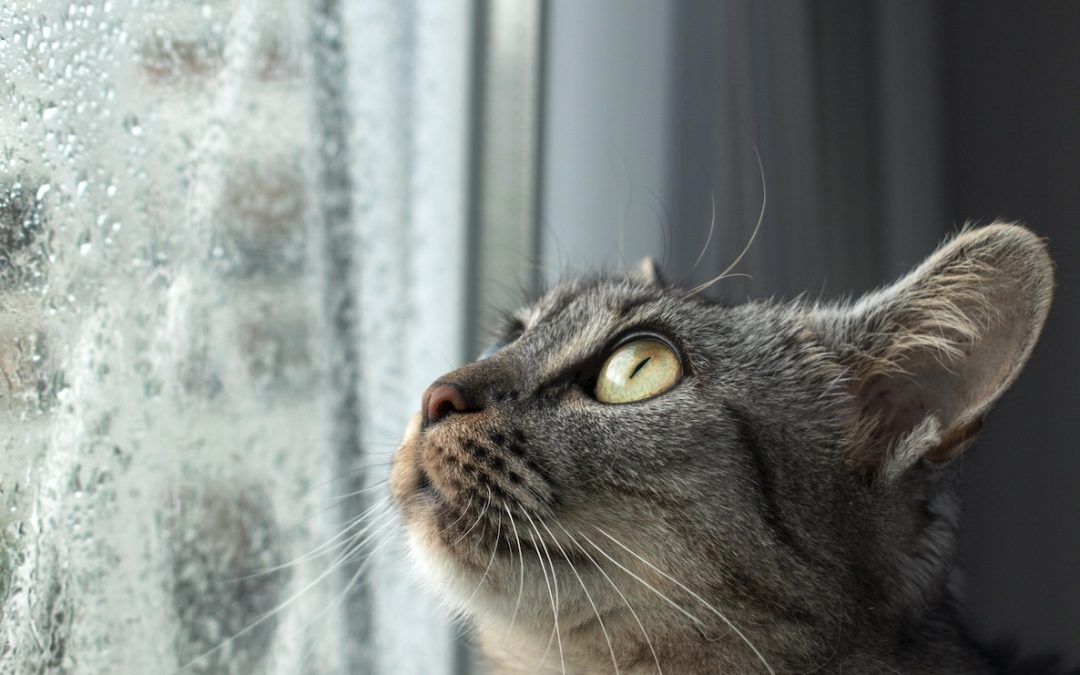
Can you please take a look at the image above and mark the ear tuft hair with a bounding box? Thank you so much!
[633,257,666,287]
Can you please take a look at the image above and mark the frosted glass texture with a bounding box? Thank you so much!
[0,1,468,673]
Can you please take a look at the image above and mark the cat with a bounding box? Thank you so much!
[390,223,1063,674]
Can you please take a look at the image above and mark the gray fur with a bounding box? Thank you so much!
[390,223,1056,673]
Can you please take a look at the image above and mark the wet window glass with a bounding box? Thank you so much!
[0,2,470,672]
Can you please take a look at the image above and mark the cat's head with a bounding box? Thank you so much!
[390,223,1052,670]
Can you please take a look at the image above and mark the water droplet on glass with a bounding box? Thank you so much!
[106,184,117,197]
[76,181,88,196]
[123,115,142,136]
[36,184,51,201]
[42,105,58,121]
[77,230,92,256]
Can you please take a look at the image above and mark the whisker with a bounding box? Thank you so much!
[577,530,706,632]
[463,514,503,606]
[436,494,476,538]
[613,146,632,276]
[592,526,774,675]
[469,492,498,554]
[449,487,492,548]
[522,510,565,675]
[272,475,389,535]
[319,479,390,506]
[539,519,620,675]
[335,459,396,474]
[288,462,398,505]
[231,499,392,581]
[173,512,392,673]
[557,523,662,675]
[503,505,527,638]
[295,536,393,664]
[690,143,767,295]
[677,188,717,286]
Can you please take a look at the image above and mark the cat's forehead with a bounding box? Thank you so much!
[521,275,665,330]
[501,275,701,378]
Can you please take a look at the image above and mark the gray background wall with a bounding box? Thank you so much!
[541,0,1079,663]
[945,1,1080,661]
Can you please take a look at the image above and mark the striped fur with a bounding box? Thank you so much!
[391,223,1061,673]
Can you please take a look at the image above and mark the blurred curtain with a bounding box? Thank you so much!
[666,0,946,297]
[542,0,945,296]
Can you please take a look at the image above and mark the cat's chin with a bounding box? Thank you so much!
[400,509,504,614]
[392,429,546,623]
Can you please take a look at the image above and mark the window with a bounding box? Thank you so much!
[0,1,530,672]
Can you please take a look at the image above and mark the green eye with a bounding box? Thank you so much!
[594,338,682,404]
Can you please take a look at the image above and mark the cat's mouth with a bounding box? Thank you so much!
[391,413,635,631]
[391,413,561,563]
[402,447,590,567]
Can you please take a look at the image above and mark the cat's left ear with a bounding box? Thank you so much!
[633,257,666,287]
[816,224,1053,481]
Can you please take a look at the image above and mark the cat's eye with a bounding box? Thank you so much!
[594,337,682,403]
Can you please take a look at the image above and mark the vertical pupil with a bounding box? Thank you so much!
[629,356,651,379]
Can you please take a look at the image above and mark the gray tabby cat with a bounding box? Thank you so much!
[391,223,1060,674]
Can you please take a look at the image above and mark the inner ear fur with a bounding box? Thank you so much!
[823,223,1053,480]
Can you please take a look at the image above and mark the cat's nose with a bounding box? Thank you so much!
[422,382,471,426]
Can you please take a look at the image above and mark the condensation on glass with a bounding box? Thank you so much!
[0,1,467,673]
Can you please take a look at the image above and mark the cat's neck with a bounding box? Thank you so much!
[471,595,1000,674]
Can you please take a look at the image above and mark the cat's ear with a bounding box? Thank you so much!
[633,257,666,287]
[818,224,1053,481]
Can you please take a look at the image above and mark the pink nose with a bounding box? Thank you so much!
[422,383,469,426]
